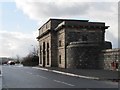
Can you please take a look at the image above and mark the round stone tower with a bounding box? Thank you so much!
[67,41,104,69]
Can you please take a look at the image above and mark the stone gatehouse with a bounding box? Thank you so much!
[37,18,119,70]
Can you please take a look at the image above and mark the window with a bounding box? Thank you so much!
[59,40,62,47]
[82,35,88,41]
[59,55,61,64]
[47,43,49,65]
[43,42,46,66]
[40,45,42,64]
[43,42,45,53]
[47,43,49,51]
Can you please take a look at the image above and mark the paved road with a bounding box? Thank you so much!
[0,65,2,90]
[2,65,118,89]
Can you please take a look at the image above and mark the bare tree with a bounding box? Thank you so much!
[16,55,20,64]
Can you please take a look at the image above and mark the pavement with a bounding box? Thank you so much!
[33,66,120,82]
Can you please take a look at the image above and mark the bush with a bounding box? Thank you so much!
[22,54,39,66]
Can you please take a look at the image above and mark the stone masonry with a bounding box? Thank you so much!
[37,18,119,70]
[99,49,120,71]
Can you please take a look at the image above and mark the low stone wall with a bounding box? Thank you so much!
[99,48,120,71]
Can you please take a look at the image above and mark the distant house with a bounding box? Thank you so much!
[37,18,120,71]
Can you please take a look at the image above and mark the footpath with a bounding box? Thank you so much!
[33,66,119,82]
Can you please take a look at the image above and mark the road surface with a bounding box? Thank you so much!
[0,65,2,90]
[2,65,118,89]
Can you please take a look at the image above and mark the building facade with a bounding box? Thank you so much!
[37,18,119,70]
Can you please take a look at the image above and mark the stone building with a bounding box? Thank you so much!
[37,18,119,70]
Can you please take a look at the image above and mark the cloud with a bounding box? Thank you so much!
[15,1,91,24]
[1,1,117,58]
[105,31,118,48]
[118,33,120,48]
[15,1,117,20]
[0,0,118,58]
[0,30,37,57]
[15,1,118,48]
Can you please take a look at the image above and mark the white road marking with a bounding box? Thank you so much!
[32,67,49,71]
[33,67,99,80]
[53,80,75,87]
[36,75,48,79]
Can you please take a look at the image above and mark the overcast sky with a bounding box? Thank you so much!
[0,0,119,58]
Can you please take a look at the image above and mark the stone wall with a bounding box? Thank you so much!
[57,28,66,68]
[38,19,66,68]
[65,28,104,45]
[66,41,101,69]
[51,31,58,67]
[38,33,52,67]
[99,49,120,71]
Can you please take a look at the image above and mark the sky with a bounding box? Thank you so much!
[0,0,119,58]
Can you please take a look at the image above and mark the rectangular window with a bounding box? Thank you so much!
[47,43,49,65]
[82,35,88,41]
[40,45,42,64]
[59,55,61,64]
[43,42,46,67]
[59,40,62,47]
